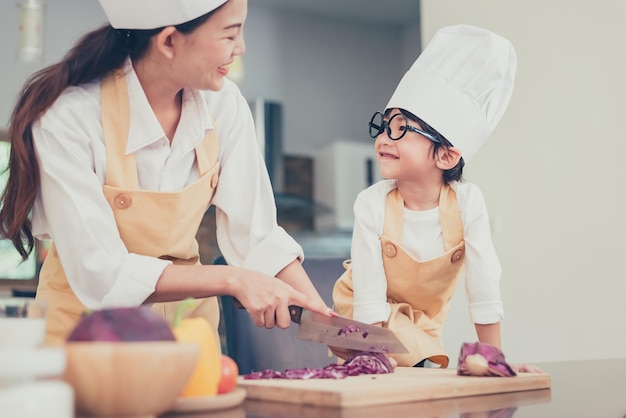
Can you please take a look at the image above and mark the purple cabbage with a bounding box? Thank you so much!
[67,307,176,342]
[457,342,516,377]
[243,351,393,380]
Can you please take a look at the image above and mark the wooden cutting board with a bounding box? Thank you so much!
[238,367,551,407]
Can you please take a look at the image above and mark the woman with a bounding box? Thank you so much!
[0,0,332,345]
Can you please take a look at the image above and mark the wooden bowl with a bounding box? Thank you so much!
[63,342,199,417]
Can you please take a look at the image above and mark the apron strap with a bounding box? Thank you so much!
[101,70,220,186]
[195,116,219,176]
[101,70,139,189]
[383,188,404,244]
[438,184,464,251]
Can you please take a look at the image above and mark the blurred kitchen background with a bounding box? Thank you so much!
[0,0,625,369]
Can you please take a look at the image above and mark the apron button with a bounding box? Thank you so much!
[383,243,397,258]
[210,173,219,188]
[114,194,132,209]
[451,249,464,263]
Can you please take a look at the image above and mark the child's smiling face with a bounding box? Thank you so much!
[375,109,441,182]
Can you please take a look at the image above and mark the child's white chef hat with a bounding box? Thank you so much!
[98,0,229,30]
[386,24,517,162]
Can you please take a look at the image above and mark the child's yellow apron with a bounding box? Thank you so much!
[36,70,221,346]
[333,185,465,367]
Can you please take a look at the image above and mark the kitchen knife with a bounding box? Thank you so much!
[233,298,408,353]
[290,305,408,354]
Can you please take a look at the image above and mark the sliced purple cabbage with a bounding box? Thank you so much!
[243,351,393,380]
[457,342,516,377]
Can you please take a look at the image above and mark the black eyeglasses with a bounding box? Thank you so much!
[369,111,440,143]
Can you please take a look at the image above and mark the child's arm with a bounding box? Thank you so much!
[475,322,501,348]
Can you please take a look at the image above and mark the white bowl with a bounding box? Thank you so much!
[0,298,46,348]
[0,347,65,383]
[0,318,46,348]
[0,380,73,418]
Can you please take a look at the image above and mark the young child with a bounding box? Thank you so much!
[333,24,533,370]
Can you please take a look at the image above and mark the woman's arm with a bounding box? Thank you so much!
[276,258,327,306]
[202,85,332,322]
[147,262,332,329]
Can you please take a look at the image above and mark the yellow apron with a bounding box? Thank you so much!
[36,70,221,346]
[333,185,465,367]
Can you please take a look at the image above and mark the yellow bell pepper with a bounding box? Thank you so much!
[172,298,221,397]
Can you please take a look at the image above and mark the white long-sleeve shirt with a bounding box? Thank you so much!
[31,60,302,310]
[350,179,503,325]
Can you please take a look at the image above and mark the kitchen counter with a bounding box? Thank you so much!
[162,358,626,418]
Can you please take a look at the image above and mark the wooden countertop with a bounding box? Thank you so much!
[161,358,626,418]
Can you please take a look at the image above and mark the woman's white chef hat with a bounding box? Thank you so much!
[98,0,229,30]
[386,24,517,162]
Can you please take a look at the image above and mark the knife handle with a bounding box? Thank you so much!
[232,297,302,324]
[288,305,303,324]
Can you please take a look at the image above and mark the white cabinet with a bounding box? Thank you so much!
[313,140,381,231]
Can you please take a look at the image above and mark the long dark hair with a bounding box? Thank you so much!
[0,10,218,260]
[400,109,465,184]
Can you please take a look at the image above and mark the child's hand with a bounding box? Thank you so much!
[511,363,544,373]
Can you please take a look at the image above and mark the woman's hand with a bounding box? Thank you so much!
[230,267,333,329]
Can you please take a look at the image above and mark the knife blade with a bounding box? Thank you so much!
[289,305,409,354]
[232,298,408,353]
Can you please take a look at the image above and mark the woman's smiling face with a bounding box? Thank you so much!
[171,0,247,91]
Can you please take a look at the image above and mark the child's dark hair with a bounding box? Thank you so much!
[400,109,464,183]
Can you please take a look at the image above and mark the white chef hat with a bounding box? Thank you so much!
[98,0,229,30]
[386,24,517,162]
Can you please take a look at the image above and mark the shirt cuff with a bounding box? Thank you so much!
[353,300,391,324]
[99,253,172,309]
[240,226,304,277]
[469,301,504,324]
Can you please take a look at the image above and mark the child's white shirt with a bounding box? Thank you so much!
[350,179,503,325]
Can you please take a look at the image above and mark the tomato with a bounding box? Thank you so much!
[217,354,239,394]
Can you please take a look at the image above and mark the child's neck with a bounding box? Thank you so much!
[397,180,443,211]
